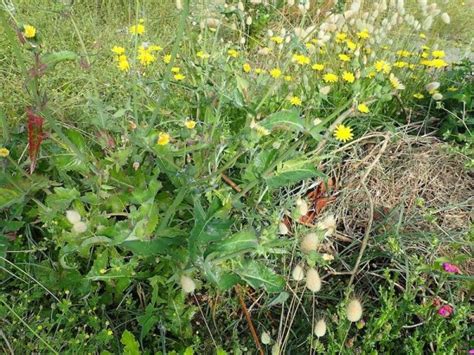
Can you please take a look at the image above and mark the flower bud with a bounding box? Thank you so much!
[72,221,87,234]
[292,265,305,281]
[346,299,363,322]
[314,319,327,337]
[306,268,322,292]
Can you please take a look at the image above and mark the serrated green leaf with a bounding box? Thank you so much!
[121,330,141,355]
[237,260,284,293]
[260,110,304,132]
[265,158,324,189]
[41,51,77,71]
[205,229,258,260]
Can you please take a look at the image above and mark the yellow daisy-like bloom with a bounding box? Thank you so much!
[157,132,170,146]
[396,50,411,57]
[137,48,155,66]
[117,57,130,71]
[413,93,424,99]
[367,71,376,78]
[174,73,185,81]
[0,147,10,157]
[284,75,292,82]
[23,25,36,38]
[243,63,251,73]
[305,42,315,50]
[432,50,445,58]
[227,49,239,58]
[149,45,163,52]
[447,87,458,92]
[419,33,426,39]
[289,96,302,106]
[270,68,282,78]
[357,29,370,39]
[421,52,429,59]
[185,120,196,129]
[196,51,210,59]
[389,73,405,90]
[323,73,338,83]
[394,61,408,68]
[333,124,353,142]
[129,24,145,35]
[346,40,357,51]
[112,46,125,55]
[357,103,370,113]
[335,32,347,43]
[270,36,284,44]
[421,59,448,69]
[312,63,325,71]
[338,54,351,62]
[342,71,355,83]
[292,54,310,65]
[163,54,172,64]
[255,68,266,75]
[171,67,180,73]
[374,60,391,74]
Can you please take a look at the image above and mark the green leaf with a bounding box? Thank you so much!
[121,238,180,256]
[0,188,23,209]
[45,187,80,210]
[237,260,285,293]
[265,158,324,189]
[260,110,304,132]
[121,330,141,355]
[41,51,77,71]
[205,229,258,260]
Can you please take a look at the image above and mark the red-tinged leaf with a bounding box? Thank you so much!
[27,108,44,174]
[315,196,335,214]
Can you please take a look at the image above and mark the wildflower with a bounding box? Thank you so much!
[72,221,87,234]
[300,233,319,254]
[291,265,304,281]
[442,262,461,274]
[335,32,347,42]
[342,71,355,83]
[338,54,351,62]
[111,46,125,55]
[374,60,391,74]
[117,57,130,71]
[156,132,171,146]
[23,25,36,38]
[289,96,302,106]
[334,124,353,142]
[196,51,210,59]
[284,75,292,82]
[413,93,424,99]
[430,59,448,68]
[243,63,251,73]
[129,24,145,35]
[357,29,370,39]
[270,68,282,78]
[419,33,426,39]
[346,40,357,51]
[255,68,266,75]
[180,275,196,293]
[171,67,180,73]
[346,299,363,322]
[389,73,405,90]
[138,48,155,66]
[227,49,239,58]
[322,253,334,261]
[441,12,451,24]
[394,61,408,68]
[163,54,172,64]
[149,45,162,52]
[66,210,81,224]
[306,268,322,292]
[396,50,411,57]
[312,63,325,71]
[323,73,338,83]
[0,147,9,157]
[292,54,310,65]
[432,93,443,101]
[425,81,440,92]
[174,73,185,81]
[357,103,370,113]
[314,319,327,337]
[270,36,284,44]
[438,305,453,318]
[320,86,331,95]
[447,86,458,92]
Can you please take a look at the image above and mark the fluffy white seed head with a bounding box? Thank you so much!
[317,215,337,237]
[175,0,182,10]
[261,331,271,345]
[180,275,196,293]
[426,81,440,92]
[72,221,87,234]
[441,12,450,24]
[272,343,281,355]
[314,319,327,337]
[279,222,289,235]
[292,265,305,281]
[306,268,322,292]
[66,210,81,224]
[300,233,319,254]
[432,93,443,101]
[296,198,309,216]
[346,299,363,322]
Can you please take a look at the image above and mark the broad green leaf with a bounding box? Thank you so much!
[45,187,80,210]
[260,110,304,132]
[41,51,77,71]
[265,158,324,189]
[121,330,141,355]
[237,260,285,293]
[121,238,180,256]
[0,188,23,209]
[138,305,158,341]
[205,229,258,260]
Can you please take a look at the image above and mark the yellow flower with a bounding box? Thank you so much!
[112,46,125,55]
[270,36,284,44]
[357,103,370,113]
[421,52,429,59]
[335,32,347,43]
[342,71,355,83]
[323,73,338,83]
[421,59,447,69]
[243,63,251,73]
[137,48,155,66]
[129,24,145,35]
[346,40,357,51]
[289,96,302,106]
[374,60,391,74]
[157,132,170,146]
[292,54,310,65]
[117,57,130,71]
[394,61,408,68]
[171,67,180,73]
[284,75,292,82]
[338,54,351,62]
[367,71,376,78]
[227,49,239,58]
[419,33,426,39]
[312,63,325,71]
[396,50,411,57]
[163,54,172,64]
[413,93,424,99]
[357,29,370,39]
[196,51,210,59]
[333,124,353,142]
[305,42,315,50]
[389,73,405,90]
[255,68,266,75]
[23,25,36,38]
[447,87,458,92]
[185,120,196,129]
[0,147,10,157]
[174,73,185,81]
[149,45,163,52]
[270,68,282,78]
